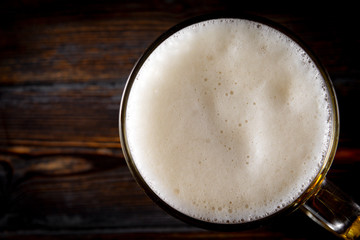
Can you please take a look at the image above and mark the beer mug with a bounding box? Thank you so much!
[119,14,360,239]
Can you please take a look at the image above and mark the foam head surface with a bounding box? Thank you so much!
[124,18,333,223]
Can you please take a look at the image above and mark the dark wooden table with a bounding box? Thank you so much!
[1,1,359,239]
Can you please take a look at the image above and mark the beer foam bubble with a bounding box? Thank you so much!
[125,18,333,223]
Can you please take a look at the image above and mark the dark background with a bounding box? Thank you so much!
[1,1,359,239]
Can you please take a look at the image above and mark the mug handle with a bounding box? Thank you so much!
[301,179,360,239]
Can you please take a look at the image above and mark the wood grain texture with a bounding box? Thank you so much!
[0,1,359,239]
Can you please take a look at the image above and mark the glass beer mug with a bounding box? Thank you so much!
[119,13,360,239]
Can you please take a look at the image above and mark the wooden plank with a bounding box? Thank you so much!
[1,78,360,149]
[0,146,358,235]
[0,83,122,147]
[0,2,359,86]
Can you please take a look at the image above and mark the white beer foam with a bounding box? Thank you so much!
[125,19,332,223]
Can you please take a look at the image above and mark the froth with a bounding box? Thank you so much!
[125,18,333,223]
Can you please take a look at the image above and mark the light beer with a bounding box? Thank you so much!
[124,18,333,224]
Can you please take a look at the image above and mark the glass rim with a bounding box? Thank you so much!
[119,13,340,231]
